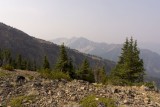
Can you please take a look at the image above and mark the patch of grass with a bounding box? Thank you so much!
[93,83,103,88]
[106,76,126,86]
[8,95,35,107]
[2,64,14,71]
[50,71,71,80]
[107,76,144,86]
[0,71,9,77]
[39,69,71,81]
[80,95,116,107]
[25,74,34,80]
[28,75,34,80]
[144,82,155,89]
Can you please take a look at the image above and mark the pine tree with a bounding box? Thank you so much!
[0,49,3,66]
[16,54,22,69]
[43,56,50,69]
[94,66,107,84]
[0,49,5,66]
[2,49,11,66]
[111,37,144,84]
[27,61,32,71]
[21,60,27,70]
[77,58,94,82]
[11,59,16,69]
[33,60,37,71]
[55,43,69,73]
[132,40,145,82]
[100,67,107,83]
[68,57,75,78]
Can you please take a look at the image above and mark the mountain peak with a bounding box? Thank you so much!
[76,37,89,41]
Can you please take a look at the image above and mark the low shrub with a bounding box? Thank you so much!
[107,76,127,86]
[38,69,51,78]
[107,76,144,86]
[8,95,35,107]
[80,95,116,107]
[39,69,71,81]
[144,82,155,89]
[2,64,14,71]
[50,71,71,80]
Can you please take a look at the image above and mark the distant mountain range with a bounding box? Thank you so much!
[0,23,115,73]
[52,37,160,79]
[138,42,160,55]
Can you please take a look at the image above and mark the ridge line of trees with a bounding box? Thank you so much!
[0,49,37,71]
[0,37,145,85]
[42,43,106,83]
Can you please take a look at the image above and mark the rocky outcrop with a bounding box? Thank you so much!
[0,69,160,107]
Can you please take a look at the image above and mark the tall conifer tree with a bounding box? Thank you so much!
[17,54,22,69]
[0,49,2,66]
[78,58,94,82]
[43,56,50,69]
[55,43,69,73]
[68,57,75,78]
[33,60,37,71]
[112,37,144,84]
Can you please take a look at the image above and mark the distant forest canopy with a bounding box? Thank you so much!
[0,45,107,83]
[0,48,37,71]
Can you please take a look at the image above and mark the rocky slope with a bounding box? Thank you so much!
[0,69,160,107]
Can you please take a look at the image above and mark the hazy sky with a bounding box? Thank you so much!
[0,0,160,44]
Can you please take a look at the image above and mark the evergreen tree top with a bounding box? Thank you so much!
[43,55,50,69]
[112,37,145,84]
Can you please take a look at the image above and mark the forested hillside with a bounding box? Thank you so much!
[0,23,115,72]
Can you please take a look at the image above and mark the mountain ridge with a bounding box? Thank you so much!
[0,22,115,73]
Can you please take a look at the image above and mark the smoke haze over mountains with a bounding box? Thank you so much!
[0,0,160,51]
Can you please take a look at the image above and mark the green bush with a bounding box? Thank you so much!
[2,64,14,71]
[50,71,71,80]
[39,69,71,81]
[144,82,155,89]
[107,76,127,86]
[80,95,116,107]
[107,76,143,86]
[9,95,35,107]
[38,68,51,78]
